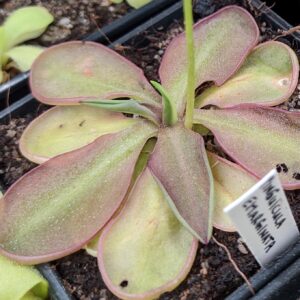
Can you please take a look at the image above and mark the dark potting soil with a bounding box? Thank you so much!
[0,1,300,299]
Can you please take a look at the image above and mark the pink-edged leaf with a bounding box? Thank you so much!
[0,121,157,264]
[98,168,198,299]
[148,124,214,243]
[20,105,138,164]
[196,41,299,108]
[159,5,259,116]
[207,151,257,232]
[30,41,160,108]
[194,106,300,190]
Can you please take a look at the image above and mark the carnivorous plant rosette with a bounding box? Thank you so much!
[0,4,300,299]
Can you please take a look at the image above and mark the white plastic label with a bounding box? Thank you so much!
[224,169,299,267]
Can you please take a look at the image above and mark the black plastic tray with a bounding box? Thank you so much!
[0,1,299,299]
[0,0,178,109]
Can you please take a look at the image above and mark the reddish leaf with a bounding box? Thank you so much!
[149,124,214,243]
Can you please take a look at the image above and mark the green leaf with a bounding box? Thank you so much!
[3,6,53,50]
[30,41,161,110]
[6,45,44,72]
[98,168,197,299]
[196,41,299,108]
[149,124,214,243]
[194,106,300,190]
[159,6,259,116]
[0,255,48,300]
[0,121,157,264]
[207,151,257,232]
[150,81,177,126]
[20,105,139,164]
[83,98,160,125]
[127,0,152,8]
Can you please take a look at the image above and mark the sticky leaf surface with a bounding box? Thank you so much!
[207,152,257,231]
[196,41,299,108]
[0,121,157,263]
[30,41,160,107]
[159,6,259,116]
[20,106,137,164]
[3,7,53,49]
[98,168,197,299]
[149,124,214,243]
[194,106,300,189]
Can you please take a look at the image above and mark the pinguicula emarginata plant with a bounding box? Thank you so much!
[0,0,300,298]
[0,6,53,83]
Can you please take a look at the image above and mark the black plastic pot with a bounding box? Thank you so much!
[0,0,178,110]
[0,1,299,299]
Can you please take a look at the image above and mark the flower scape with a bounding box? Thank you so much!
[0,4,300,299]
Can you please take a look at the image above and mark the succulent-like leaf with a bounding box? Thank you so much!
[194,106,300,189]
[0,121,157,264]
[98,168,197,299]
[127,0,152,9]
[3,7,53,50]
[151,80,177,126]
[0,255,48,300]
[83,99,160,125]
[196,41,299,108]
[30,41,160,108]
[6,45,44,72]
[159,5,259,116]
[207,152,257,231]
[149,124,214,243]
[20,106,138,164]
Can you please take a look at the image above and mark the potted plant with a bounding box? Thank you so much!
[0,0,299,299]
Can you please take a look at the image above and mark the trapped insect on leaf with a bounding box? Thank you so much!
[0,1,299,299]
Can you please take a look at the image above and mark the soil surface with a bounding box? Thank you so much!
[0,1,300,300]
[0,0,129,46]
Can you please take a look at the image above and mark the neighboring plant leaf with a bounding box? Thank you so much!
[30,41,161,108]
[0,121,157,263]
[0,255,48,300]
[207,151,257,231]
[159,6,259,116]
[98,168,198,299]
[149,124,214,243]
[194,106,300,189]
[110,0,151,8]
[6,45,44,72]
[3,6,53,50]
[20,105,138,164]
[151,80,177,126]
[127,0,152,9]
[196,41,299,108]
[83,98,160,125]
